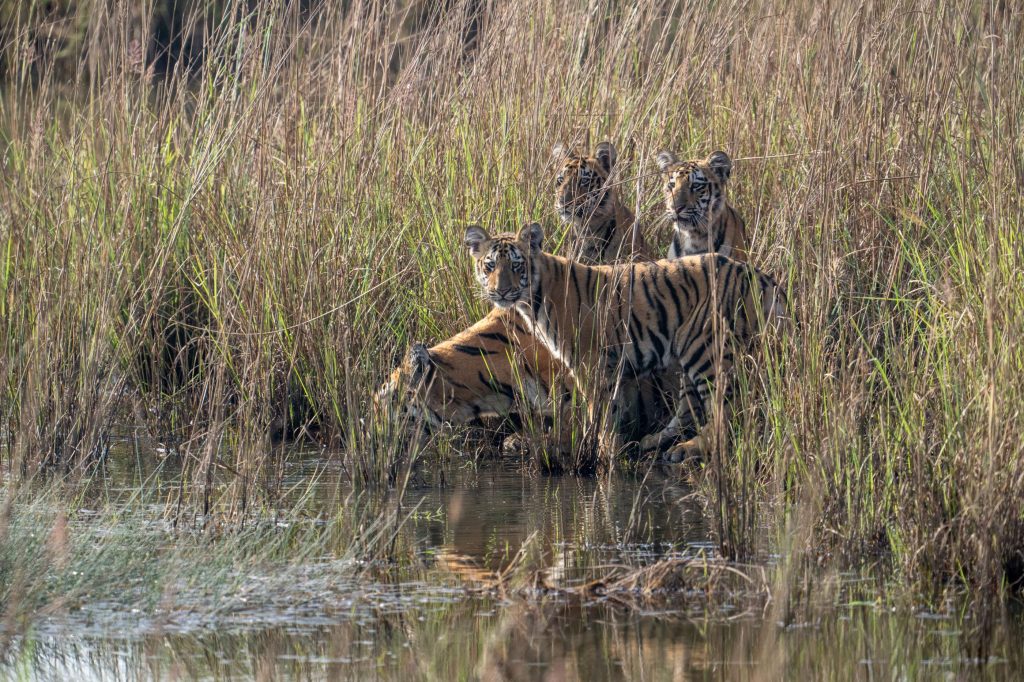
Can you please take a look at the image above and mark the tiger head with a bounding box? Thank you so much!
[464,223,543,310]
[656,149,733,243]
[376,343,443,429]
[552,141,617,224]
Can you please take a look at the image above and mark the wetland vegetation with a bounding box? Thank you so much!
[1,0,1023,678]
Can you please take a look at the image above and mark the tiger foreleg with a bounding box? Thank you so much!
[661,357,736,464]
[662,397,733,464]
[659,311,739,464]
[638,376,703,457]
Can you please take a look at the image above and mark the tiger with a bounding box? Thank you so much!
[377,307,670,455]
[656,150,748,261]
[376,309,568,431]
[463,222,786,463]
[635,149,753,455]
[377,143,669,454]
[552,141,649,263]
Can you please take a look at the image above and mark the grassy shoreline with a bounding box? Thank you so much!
[1,0,1022,625]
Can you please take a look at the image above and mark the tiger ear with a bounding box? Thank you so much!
[655,149,679,172]
[594,141,617,173]
[519,222,543,252]
[464,224,490,258]
[551,142,570,163]
[406,343,433,386]
[706,150,732,182]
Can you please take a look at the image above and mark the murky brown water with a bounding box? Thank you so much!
[5,449,1023,680]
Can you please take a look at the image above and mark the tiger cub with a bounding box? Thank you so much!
[656,150,748,261]
[376,310,568,430]
[463,222,785,462]
[552,141,649,263]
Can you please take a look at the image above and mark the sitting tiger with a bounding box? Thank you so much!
[377,143,669,453]
[632,149,752,455]
[656,149,748,261]
[553,141,649,263]
[463,222,786,463]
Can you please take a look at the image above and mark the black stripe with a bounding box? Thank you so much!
[641,276,657,309]
[629,311,647,368]
[679,268,697,308]
[570,262,582,303]
[689,353,714,381]
[629,311,646,343]
[662,268,683,321]
[652,286,670,342]
[599,217,617,258]
[713,224,726,251]
[431,356,454,369]
[648,329,665,360]
[453,344,497,356]
[479,371,516,399]
[478,331,510,344]
[531,262,544,318]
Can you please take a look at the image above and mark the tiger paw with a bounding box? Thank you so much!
[662,438,705,464]
[501,433,532,458]
[639,431,676,456]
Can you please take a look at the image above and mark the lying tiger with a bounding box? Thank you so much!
[377,142,669,451]
[463,222,785,462]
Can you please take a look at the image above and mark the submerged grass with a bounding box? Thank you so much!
[0,467,418,647]
[0,0,1022,632]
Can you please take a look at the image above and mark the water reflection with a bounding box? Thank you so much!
[6,450,1024,680]
[16,598,1022,680]
[410,463,711,583]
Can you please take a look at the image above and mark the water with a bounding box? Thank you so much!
[4,449,1023,680]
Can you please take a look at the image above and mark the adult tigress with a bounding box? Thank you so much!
[463,222,786,462]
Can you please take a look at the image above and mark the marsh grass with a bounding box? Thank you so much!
[1,0,1023,621]
[0,466,420,647]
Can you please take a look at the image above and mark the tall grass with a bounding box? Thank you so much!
[0,0,1022,611]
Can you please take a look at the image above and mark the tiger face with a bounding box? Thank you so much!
[552,141,617,224]
[463,223,541,309]
[656,150,732,246]
[375,343,443,429]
